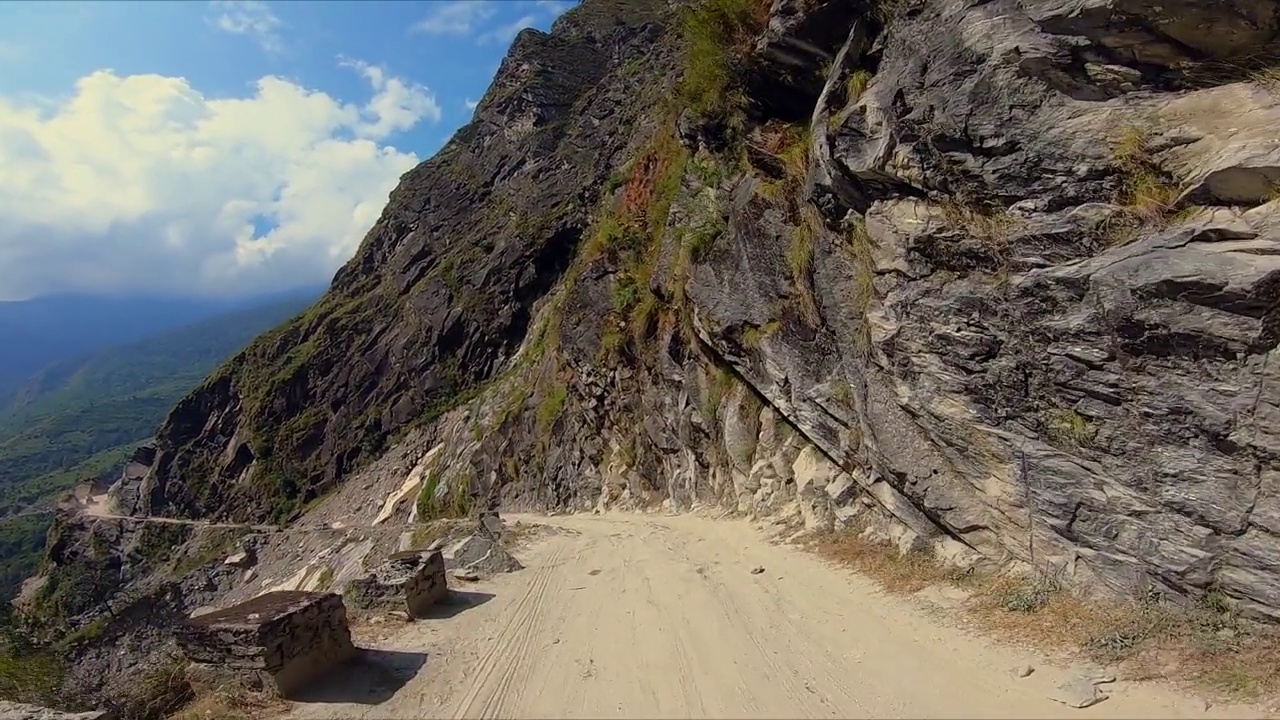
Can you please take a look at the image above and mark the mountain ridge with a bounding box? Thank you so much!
[0,290,322,515]
[0,286,326,401]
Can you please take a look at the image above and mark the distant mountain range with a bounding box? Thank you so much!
[0,286,323,600]
[0,288,324,401]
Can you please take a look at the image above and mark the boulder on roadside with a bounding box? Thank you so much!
[223,547,256,568]
[478,511,504,539]
[180,591,356,699]
[444,534,523,576]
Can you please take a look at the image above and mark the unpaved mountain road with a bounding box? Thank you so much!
[81,493,279,530]
[284,512,1261,720]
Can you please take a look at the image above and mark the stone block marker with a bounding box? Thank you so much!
[178,590,356,698]
[346,549,448,618]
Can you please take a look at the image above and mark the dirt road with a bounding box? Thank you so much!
[284,512,1260,719]
[80,493,278,531]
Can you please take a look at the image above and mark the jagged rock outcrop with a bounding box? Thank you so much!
[21,0,1280,709]
[10,514,249,713]
[735,0,1280,617]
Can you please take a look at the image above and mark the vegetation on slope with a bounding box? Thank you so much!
[680,0,769,121]
[189,287,398,524]
[0,602,64,707]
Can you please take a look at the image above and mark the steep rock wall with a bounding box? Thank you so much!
[464,0,1280,619]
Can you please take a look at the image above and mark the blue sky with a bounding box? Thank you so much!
[0,0,578,300]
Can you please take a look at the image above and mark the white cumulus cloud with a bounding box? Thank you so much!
[478,14,538,45]
[412,1,498,36]
[339,57,443,135]
[209,0,284,54]
[0,63,439,300]
[536,1,575,15]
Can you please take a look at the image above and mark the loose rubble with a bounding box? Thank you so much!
[223,546,255,569]
[0,703,114,720]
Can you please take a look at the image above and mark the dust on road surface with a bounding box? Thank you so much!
[283,512,1262,719]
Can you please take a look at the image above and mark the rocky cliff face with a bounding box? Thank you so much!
[111,0,1280,612]
[24,0,1280,708]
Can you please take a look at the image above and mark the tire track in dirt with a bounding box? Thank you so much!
[448,541,567,719]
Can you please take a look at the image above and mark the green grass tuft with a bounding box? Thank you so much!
[415,467,474,521]
[537,384,569,435]
[846,215,877,351]
[680,0,770,119]
[789,206,824,323]
[742,320,781,347]
[315,565,335,591]
[1046,409,1097,448]
[844,69,873,104]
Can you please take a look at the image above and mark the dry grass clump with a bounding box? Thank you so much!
[1110,125,1181,223]
[939,201,1019,247]
[813,523,1280,703]
[844,69,873,104]
[755,121,812,198]
[846,215,877,351]
[812,527,955,594]
[789,205,825,324]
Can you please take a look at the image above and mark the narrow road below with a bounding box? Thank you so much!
[284,512,1258,719]
[80,493,278,532]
